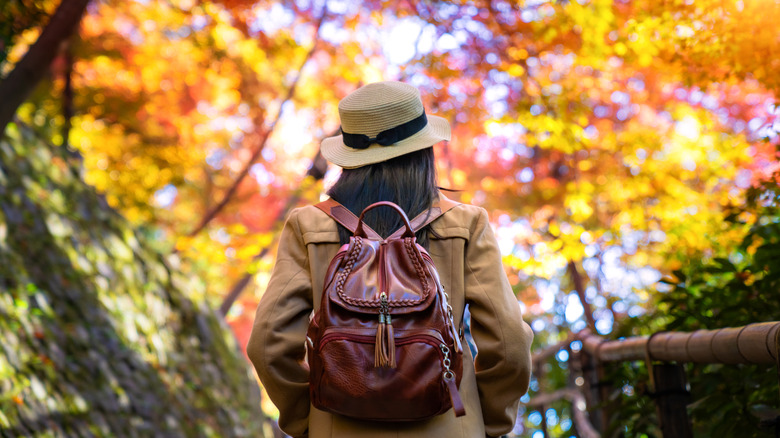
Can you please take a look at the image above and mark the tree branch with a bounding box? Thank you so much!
[218,81,361,316]
[568,259,597,331]
[218,136,333,317]
[0,0,91,137]
[532,330,584,367]
[186,13,327,239]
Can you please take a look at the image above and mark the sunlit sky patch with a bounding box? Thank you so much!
[319,20,350,44]
[381,19,424,65]
[675,115,701,140]
[249,3,295,35]
[153,184,178,208]
[271,105,314,156]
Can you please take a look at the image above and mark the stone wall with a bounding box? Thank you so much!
[0,124,266,437]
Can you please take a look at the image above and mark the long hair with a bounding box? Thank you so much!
[327,147,439,249]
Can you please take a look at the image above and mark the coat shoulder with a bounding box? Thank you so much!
[290,205,337,230]
[430,202,486,240]
[288,205,340,244]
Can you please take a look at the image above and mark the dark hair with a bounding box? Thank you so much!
[327,147,439,249]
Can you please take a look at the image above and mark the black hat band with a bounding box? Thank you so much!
[341,112,428,150]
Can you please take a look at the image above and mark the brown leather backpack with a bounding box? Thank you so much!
[306,199,465,422]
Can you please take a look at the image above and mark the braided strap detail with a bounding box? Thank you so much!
[398,238,429,306]
[336,238,381,307]
[335,237,432,308]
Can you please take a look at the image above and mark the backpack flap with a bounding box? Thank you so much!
[328,235,437,315]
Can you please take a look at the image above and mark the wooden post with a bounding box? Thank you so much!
[579,350,605,432]
[534,351,549,437]
[596,358,612,431]
[775,327,780,400]
[652,363,693,438]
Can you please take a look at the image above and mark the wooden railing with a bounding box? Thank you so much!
[525,322,780,437]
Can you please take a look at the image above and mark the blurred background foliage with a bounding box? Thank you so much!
[599,174,780,437]
[1,0,779,436]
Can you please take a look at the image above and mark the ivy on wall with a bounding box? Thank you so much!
[0,123,266,437]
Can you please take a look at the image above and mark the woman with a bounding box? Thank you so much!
[247,81,533,438]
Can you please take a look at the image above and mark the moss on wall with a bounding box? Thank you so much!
[0,124,266,437]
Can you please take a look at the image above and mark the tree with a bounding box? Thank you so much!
[3,1,778,434]
[0,0,90,136]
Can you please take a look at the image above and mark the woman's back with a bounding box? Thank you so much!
[246,81,533,437]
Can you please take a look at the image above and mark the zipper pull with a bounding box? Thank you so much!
[374,293,396,368]
[380,292,388,311]
[375,294,385,367]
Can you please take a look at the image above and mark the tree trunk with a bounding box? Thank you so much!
[61,36,81,163]
[0,0,91,137]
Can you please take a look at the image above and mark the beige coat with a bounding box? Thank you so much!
[247,196,533,437]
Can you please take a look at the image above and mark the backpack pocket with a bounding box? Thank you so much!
[310,327,453,421]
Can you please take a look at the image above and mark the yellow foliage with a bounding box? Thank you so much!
[481,178,497,191]
[565,194,594,222]
[508,47,528,60]
[451,169,468,188]
[26,0,773,338]
[507,64,525,77]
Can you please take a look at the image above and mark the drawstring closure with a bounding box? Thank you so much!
[375,292,396,368]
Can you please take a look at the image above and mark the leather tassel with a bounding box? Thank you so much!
[375,318,384,367]
[379,323,390,366]
[385,321,396,368]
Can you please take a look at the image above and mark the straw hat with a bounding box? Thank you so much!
[321,81,451,169]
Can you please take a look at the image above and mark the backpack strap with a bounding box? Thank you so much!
[316,193,461,242]
[386,193,461,240]
[315,198,383,241]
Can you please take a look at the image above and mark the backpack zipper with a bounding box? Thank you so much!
[319,329,447,370]
[319,328,445,350]
[375,291,396,367]
[317,328,462,415]
[378,243,387,297]
[320,330,448,373]
[374,242,396,368]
